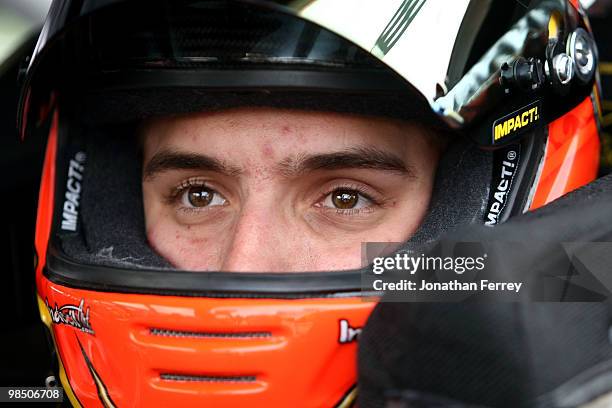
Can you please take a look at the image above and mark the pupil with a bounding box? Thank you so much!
[333,189,358,209]
[188,187,213,207]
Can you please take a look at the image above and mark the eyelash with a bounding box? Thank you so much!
[166,178,224,213]
[317,183,383,215]
[168,179,384,217]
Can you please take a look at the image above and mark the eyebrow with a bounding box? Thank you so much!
[143,146,414,180]
[277,147,414,178]
[143,150,242,180]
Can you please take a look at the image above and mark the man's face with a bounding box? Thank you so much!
[141,108,443,272]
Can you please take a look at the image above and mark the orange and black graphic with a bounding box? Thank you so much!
[335,385,358,408]
[374,0,427,56]
[76,337,117,408]
[37,296,84,408]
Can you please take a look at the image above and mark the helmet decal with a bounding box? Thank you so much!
[372,0,428,58]
[46,298,94,335]
[77,337,117,408]
[338,319,363,344]
[484,146,521,226]
[492,101,542,145]
[61,152,86,232]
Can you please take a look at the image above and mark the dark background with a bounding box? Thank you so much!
[0,31,50,386]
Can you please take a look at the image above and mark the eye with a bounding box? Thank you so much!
[181,185,226,208]
[323,188,372,210]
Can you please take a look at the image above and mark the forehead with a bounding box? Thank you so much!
[141,107,425,157]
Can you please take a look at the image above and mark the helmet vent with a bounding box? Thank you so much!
[150,328,272,339]
[159,373,257,383]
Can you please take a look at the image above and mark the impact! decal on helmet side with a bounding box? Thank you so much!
[485,146,520,226]
[492,101,542,145]
[61,151,86,232]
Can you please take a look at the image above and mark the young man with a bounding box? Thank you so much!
[141,107,444,271]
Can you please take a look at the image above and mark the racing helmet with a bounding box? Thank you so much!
[19,0,601,406]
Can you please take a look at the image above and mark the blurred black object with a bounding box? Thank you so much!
[590,5,612,174]
[358,172,612,408]
[0,33,51,386]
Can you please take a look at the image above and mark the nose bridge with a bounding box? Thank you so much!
[221,192,288,272]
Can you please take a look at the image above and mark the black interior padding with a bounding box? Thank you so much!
[60,125,171,269]
[407,138,492,246]
[58,94,492,270]
[359,302,612,408]
[358,173,612,408]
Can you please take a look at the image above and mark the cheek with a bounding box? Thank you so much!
[384,177,436,236]
[142,184,227,270]
[301,241,365,271]
[146,220,223,271]
[321,248,362,270]
[327,181,434,250]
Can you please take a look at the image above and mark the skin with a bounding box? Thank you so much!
[141,107,444,272]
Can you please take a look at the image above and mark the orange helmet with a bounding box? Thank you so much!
[19,0,600,406]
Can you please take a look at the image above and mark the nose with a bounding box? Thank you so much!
[220,205,294,272]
